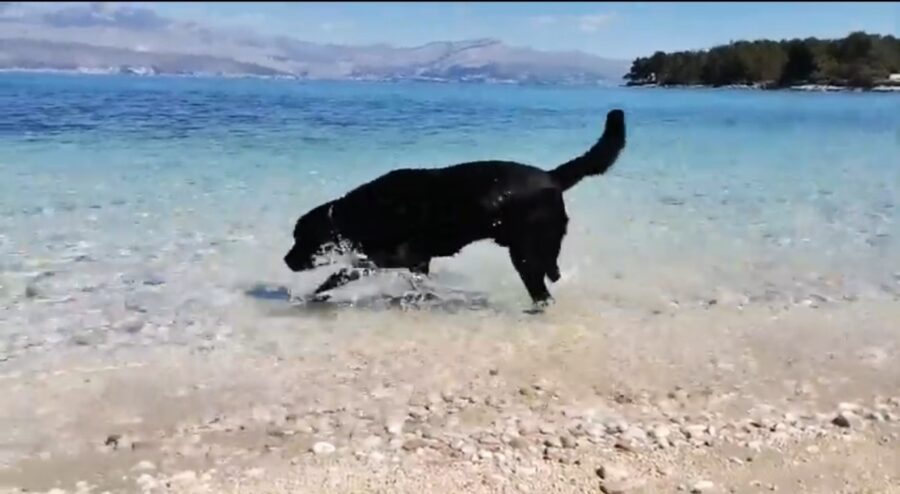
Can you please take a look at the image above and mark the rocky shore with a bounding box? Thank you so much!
[1,300,898,494]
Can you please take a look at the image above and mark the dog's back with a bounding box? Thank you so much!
[331,161,558,255]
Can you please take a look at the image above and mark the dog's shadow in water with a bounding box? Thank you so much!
[243,281,495,316]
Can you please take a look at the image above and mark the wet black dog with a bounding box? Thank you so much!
[285,109,626,308]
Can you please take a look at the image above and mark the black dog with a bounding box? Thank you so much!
[285,109,626,307]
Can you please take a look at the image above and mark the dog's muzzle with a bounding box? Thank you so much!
[284,250,307,272]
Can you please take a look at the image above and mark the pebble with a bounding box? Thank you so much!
[588,425,607,439]
[311,441,336,455]
[361,435,383,449]
[518,421,539,436]
[502,426,520,439]
[386,419,405,436]
[479,435,502,447]
[690,480,715,493]
[605,419,628,434]
[615,439,638,453]
[402,438,428,452]
[600,481,638,494]
[597,463,630,483]
[104,434,122,448]
[267,427,293,438]
[509,437,529,450]
[169,470,198,485]
[831,412,857,428]
[865,411,884,422]
[560,435,577,449]
[136,474,158,490]
[460,444,477,457]
[251,406,273,423]
[651,425,672,447]
[245,468,265,478]
[543,436,562,449]
[622,426,646,442]
[683,424,708,439]
[132,460,157,471]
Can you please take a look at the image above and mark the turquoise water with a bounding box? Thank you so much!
[0,73,898,362]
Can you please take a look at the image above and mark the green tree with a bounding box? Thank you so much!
[779,40,816,85]
[622,31,899,89]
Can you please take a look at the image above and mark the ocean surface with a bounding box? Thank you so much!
[0,73,898,367]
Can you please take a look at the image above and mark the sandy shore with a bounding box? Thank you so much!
[1,299,899,494]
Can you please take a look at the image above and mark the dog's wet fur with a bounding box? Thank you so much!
[285,109,626,309]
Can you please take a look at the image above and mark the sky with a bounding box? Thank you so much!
[143,2,898,59]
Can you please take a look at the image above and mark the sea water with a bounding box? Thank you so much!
[0,73,898,366]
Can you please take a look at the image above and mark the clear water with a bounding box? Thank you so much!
[1,73,898,363]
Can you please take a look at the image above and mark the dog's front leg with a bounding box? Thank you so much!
[310,258,379,299]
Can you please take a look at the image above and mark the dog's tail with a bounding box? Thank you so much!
[549,109,626,191]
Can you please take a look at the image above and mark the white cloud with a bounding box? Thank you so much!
[319,20,354,33]
[528,11,617,33]
[577,13,616,33]
[530,15,557,26]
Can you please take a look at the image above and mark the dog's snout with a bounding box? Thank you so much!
[284,247,314,272]
[284,250,299,271]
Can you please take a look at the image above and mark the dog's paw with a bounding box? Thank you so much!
[546,267,561,283]
[524,298,553,315]
[305,292,332,303]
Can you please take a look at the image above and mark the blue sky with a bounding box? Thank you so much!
[148,2,897,59]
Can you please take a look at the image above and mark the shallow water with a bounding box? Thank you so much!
[0,73,898,366]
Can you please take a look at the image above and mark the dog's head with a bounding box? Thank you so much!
[284,202,338,272]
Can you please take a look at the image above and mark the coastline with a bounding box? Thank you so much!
[0,68,614,87]
[625,81,900,93]
[5,69,897,92]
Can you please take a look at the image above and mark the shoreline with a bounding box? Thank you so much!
[3,69,899,92]
[625,82,900,93]
[0,68,616,88]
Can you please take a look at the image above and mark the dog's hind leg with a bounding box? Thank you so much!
[509,241,552,307]
[541,225,566,284]
[534,225,564,284]
[504,192,568,308]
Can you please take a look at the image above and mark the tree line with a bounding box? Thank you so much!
[624,32,900,89]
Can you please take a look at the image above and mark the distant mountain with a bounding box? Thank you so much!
[0,3,629,84]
